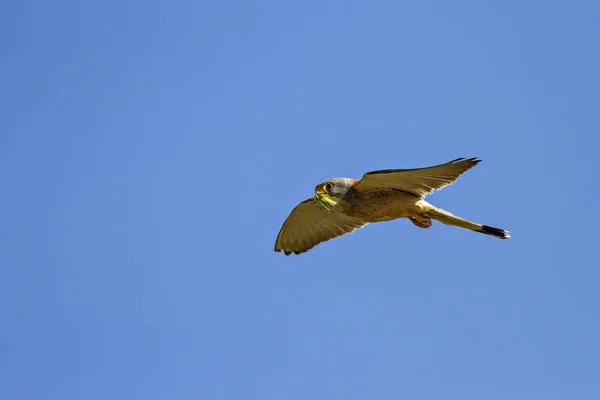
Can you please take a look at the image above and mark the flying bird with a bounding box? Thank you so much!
[275,157,509,255]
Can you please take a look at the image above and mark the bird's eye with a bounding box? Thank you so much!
[324,183,333,191]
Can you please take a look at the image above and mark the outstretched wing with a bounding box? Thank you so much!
[275,199,366,255]
[352,157,481,198]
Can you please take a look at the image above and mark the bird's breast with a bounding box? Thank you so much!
[347,189,419,222]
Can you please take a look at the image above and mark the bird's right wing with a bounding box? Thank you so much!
[275,199,366,255]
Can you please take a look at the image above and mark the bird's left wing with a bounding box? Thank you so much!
[352,157,481,198]
[275,199,366,255]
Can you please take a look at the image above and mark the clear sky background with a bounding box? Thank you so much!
[1,1,599,399]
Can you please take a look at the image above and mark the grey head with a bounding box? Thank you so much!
[314,177,356,198]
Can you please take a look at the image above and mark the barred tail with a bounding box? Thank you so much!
[424,204,510,239]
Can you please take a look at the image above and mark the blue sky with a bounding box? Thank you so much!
[1,0,599,399]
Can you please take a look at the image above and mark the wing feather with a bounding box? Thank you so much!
[353,157,481,198]
[274,199,366,255]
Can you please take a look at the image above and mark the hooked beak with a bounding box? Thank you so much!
[315,186,327,195]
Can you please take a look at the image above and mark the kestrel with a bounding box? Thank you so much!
[274,157,509,255]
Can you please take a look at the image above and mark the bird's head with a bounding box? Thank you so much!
[314,178,355,209]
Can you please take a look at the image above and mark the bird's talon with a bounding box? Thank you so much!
[409,215,432,228]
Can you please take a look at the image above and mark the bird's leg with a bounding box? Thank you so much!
[409,215,432,228]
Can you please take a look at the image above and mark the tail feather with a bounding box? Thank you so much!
[480,225,510,239]
[423,204,510,239]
